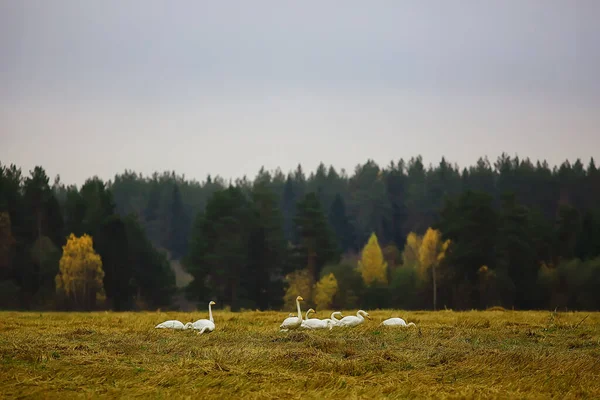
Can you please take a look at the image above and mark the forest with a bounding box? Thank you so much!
[1,154,600,312]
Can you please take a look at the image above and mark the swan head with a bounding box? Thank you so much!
[209,301,216,306]
[307,308,315,314]
[296,296,304,301]
[358,310,372,320]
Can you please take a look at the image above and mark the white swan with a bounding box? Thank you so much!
[155,320,189,330]
[189,301,216,334]
[329,311,343,326]
[381,317,416,327]
[337,310,371,327]
[279,296,304,331]
[301,309,334,330]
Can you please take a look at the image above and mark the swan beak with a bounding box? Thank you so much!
[366,315,372,320]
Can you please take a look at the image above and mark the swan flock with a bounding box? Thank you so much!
[155,297,416,333]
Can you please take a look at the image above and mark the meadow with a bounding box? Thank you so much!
[1,309,599,399]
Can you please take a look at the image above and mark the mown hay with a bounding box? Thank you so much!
[1,309,599,398]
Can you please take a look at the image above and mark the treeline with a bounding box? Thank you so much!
[1,154,600,311]
[0,165,175,310]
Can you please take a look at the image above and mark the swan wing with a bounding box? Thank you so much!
[382,317,407,326]
[155,320,184,329]
[339,316,362,327]
[191,319,214,330]
[280,316,301,329]
[302,318,326,329]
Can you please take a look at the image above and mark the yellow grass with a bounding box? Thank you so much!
[1,309,599,399]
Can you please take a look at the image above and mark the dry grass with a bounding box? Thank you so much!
[1,309,599,399]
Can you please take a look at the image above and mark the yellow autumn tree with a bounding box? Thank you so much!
[418,228,451,310]
[313,273,338,310]
[358,232,388,286]
[283,268,313,310]
[55,233,105,310]
[402,232,423,270]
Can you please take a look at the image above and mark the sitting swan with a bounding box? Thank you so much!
[301,309,334,330]
[337,310,371,327]
[189,301,216,334]
[155,320,189,330]
[279,296,304,331]
[381,317,416,327]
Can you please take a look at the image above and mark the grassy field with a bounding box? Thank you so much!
[1,309,599,399]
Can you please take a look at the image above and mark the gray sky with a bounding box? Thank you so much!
[1,1,599,186]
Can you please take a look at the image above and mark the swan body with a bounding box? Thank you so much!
[279,296,304,331]
[189,301,216,334]
[301,309,334,330]
[155,320,188,330]
[381,317,416,327]
[338,310,371,327]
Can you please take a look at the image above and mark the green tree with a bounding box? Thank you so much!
[248,178,287,309]
[124,215,175,309]
[292,192,340,282]
[165,184,190,259]
[185,186,255,311]
[494,194,538,308]
[328,193,356,252]
[348,160,391,243]
[94,215,133,311]
[320,260,364,309]
[281,176,297,243]
[0,212,15,278]
[383,160,409,248]
[79,177,115,235]
[436,190,498,309]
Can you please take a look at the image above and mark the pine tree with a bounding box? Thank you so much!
[293,192,340,282]
[94,215,133,311]
[281,176,296,242]
[249,179,287,309]
[0,212,15,276]
[328,193,356,252]
[166,184,190,259]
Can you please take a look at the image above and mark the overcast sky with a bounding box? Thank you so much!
[1,1,599,185]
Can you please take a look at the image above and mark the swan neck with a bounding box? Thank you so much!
[208,302,213,322]
[296,299,302,320]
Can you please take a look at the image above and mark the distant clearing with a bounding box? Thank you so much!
[1,310,599,399]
